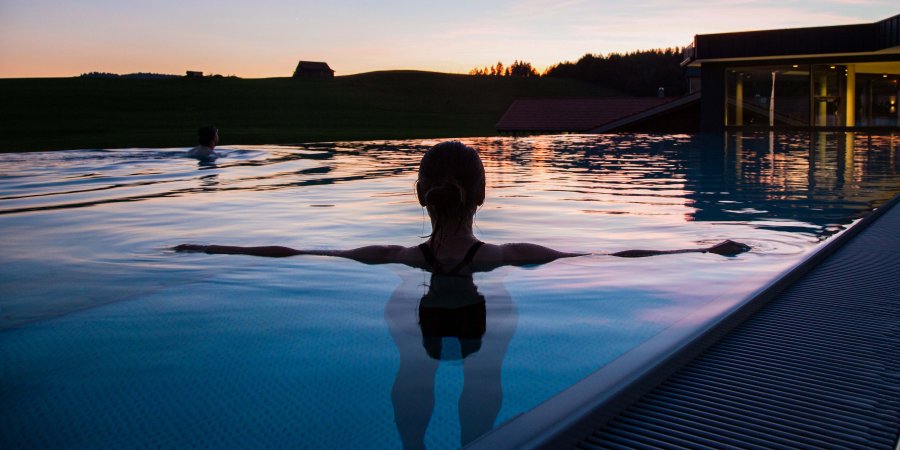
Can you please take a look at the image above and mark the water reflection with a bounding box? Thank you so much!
[199,173,219,190]
[0,133,897,448]
[386,270,514,449]
[1,134,895,234]
[684,131,898,236]
[476,132,896,238]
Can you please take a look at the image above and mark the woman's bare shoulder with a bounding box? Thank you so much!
[471,242,503,261]
[395,244,426,264]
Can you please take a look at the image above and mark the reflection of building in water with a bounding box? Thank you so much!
[406,134,896,239]
[682,132,899,234]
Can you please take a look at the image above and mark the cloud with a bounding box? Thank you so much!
[822,0,891,4]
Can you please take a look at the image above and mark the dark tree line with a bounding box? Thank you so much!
[79,72,238,79]
[469,60,538,77]
[79,72,180,79]
[543,48,687,96]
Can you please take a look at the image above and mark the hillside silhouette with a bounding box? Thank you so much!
[0,71,617,152]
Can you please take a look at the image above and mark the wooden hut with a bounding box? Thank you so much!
[293,61,334,78]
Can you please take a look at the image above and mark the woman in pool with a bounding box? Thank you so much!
[174,141,748,263]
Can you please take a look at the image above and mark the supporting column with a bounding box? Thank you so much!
[769,72,776,127]
[845,65,856,127]
[735,76,744,126]
[818,74,828,126]
[700,64,726,131]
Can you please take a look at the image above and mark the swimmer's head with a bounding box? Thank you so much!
[416,141,485,231]
[198,126,219,147]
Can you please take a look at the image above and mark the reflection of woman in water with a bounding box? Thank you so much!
[385,266,515,448]
[175,141,749,447]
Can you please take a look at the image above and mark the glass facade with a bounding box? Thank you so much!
[725,62,899,128]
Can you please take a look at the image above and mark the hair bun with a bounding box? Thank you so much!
[425,183,463,209]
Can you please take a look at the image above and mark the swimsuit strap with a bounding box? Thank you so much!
[446,241,484,275]
[418,243,439,271]
[418,241,483,275]
[462,241,484,265]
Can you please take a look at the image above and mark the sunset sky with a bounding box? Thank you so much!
[0,1,895,78]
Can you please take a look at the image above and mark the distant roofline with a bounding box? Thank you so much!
[683,47,900,67]
[696,18,876,40]
[295,61,334,72]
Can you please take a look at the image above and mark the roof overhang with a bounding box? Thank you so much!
[684,46,900,68]
[682,14,900,68]
[589,92,701,133]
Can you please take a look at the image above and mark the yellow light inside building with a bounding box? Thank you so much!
[830,65,835,69]
[792,65,799,68]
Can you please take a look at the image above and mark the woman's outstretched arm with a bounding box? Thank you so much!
[610,240,750,258]
[174,239,750,264]
[174,244,303,257]
[498,243,588,266]
[173,243,414,264]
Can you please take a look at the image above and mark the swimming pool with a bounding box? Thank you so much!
[1,132,897,449]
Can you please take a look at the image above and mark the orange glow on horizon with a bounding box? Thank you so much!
[0,2,888,79]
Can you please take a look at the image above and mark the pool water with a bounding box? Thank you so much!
[1,132,897,449]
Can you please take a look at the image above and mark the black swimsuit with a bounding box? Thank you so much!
[417,241,484,277]
[417,242,486,360]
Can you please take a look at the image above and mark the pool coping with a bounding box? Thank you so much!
[466,192,900,450]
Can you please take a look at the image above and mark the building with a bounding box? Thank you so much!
[185,71,203,78]
[495,15,898,134]
[683,14,900,130]
[293,61,335,78]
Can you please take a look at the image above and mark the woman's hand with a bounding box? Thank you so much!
[174,244,206,253]
[611,240,751,258]
[705,240,751,256]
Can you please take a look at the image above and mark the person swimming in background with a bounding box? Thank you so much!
[186,125,219,161]
[174,140,749,262]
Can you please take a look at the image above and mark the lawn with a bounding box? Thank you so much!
[0,71,617,152]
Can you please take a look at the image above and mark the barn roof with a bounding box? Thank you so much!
[495,97,678,132]
[295,61,334,72]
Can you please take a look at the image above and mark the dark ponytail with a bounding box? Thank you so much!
[424,181,465,213]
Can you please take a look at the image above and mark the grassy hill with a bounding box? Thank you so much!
[0,71,618,152]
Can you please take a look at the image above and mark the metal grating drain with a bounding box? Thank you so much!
[580,197,900,449]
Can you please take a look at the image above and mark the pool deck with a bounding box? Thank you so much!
[468,193,900,449]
